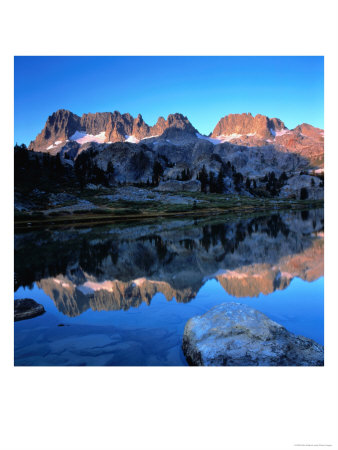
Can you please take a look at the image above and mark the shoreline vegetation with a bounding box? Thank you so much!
[14,189,323,230]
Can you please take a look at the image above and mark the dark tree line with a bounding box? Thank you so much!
[196,165,227,193]
[257,171,288,196]
[152,160,164,186]
[14,144,70,192]
[74,150,114,190]
[177,168,192,181]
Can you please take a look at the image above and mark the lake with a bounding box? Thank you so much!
[14,208,324,366]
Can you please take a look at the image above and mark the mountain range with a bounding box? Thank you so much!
[29,110,324,168]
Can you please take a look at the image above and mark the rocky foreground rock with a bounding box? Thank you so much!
[182,303,324,366]
[14,298,45,321]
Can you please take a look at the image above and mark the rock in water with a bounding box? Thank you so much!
[14,299,45,322]
[182,303,324,366]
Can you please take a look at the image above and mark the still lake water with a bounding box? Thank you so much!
[14,208,324,366]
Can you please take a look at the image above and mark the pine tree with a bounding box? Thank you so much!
[279,171,288,184]
[152,160,164,186]
[55,153,64,175]
[107,161,115,184]
[215,166,225,193]
[233,172,243,192]
[209,171,216,193]
[197,165,209,193]
[300,187,308,200]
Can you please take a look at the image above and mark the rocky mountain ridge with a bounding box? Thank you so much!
[29,109,197,151]
[28,110,324,168]
[211,113,286,139]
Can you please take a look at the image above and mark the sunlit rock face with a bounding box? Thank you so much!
[211,113,324,168]
[211,113,286,140]
[28,109,197,152]
[15,209,323,316]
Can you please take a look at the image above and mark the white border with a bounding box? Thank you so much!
[1,1,338,449]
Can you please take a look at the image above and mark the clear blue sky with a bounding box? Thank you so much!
[14,56,324,145]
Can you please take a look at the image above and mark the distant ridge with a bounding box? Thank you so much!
[28,109,324,168]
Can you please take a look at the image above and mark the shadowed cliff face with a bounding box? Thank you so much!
[14,209,324,316]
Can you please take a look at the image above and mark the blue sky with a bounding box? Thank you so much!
[14,56,324,145]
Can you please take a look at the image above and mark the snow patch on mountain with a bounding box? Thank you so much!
[195,133,220,144]
[218,133,243,142]
[275,129,290,137]
[47,140,64,150]
[70,131,106,144]
[141,135,159,141]
[196,132,244,144]
[125,135,140,144]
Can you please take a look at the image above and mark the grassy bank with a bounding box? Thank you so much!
[14,190,324,230]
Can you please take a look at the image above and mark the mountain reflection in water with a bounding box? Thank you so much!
[15,209,324,318]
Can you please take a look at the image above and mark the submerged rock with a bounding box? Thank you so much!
[182,302,323,366]
[14,298,45,322]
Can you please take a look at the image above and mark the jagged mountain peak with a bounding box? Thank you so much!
[29,109,199,150]
[27,109,324,168]
[211,112,287,139]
